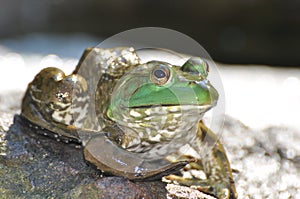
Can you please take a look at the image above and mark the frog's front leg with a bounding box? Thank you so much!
[83,126,191,180]
[164,121,237,199]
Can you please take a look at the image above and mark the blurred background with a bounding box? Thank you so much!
[1,0,300,66]
[0,0,300,130]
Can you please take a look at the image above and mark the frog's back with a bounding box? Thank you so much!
[73,47,140,85]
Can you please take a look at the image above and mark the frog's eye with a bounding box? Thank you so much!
[150,65,170,85]
[182,57,209,78]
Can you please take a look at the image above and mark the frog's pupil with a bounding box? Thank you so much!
[154,69,166,78]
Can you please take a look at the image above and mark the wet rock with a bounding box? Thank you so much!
[65,177,168,199]
[1,114,97,198]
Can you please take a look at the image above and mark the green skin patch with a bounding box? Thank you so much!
[128,82,212,108]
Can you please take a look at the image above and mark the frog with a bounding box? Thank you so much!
[21,47,237,199]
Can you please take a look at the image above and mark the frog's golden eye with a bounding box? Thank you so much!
[150,65,170,85]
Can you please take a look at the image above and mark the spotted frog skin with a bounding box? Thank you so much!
[21,47,237,199]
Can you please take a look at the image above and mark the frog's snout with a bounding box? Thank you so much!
[196,80,219,107]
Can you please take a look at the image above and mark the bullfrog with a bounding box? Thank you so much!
[21,47,237,199]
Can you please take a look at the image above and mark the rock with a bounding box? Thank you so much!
[222,116,300,198]
[166,184,216,199]
[65,177,168,199]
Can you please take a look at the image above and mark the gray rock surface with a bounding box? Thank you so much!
[0,91,299,198]
[222,117,300,198]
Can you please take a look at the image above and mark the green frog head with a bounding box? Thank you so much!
[107,58,218,150]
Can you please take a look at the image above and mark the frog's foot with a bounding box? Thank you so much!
[163,174,236,199]
[83,133,190,180]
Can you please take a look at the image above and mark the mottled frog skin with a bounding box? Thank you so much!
[21,47,237,199]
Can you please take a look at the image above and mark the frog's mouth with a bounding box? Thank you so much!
[128,82,218,109]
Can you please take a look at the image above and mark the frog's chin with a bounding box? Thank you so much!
[128,104,215,116]
[169,104,214,115]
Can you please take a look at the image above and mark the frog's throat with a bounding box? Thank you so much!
[107,104,212,146]
[107,103,214,122]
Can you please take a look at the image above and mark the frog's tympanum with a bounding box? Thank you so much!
[21,47,237,199]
